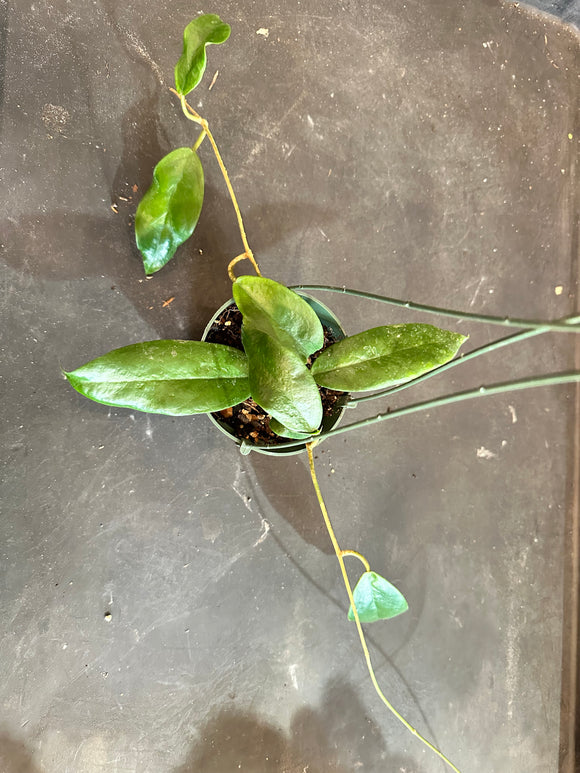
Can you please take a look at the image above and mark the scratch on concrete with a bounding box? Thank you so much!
[289,663,299,690]
[505,580,520,721]
[253,518,270,547]
[468,276,486,307]
[232,466,254,513]
[232,467,270,547]
[110,20,164,85]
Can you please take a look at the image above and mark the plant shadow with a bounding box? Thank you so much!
[2,194,332,348]
[248,453,335,555]
[0,731,42,773]
[174,680,426,772]
[2,27,336,340]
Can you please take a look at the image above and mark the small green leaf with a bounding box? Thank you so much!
[348,571,408,623]
[242,326,323,434]
[174,14,231,96]
[64,340,249,415]
[312,324,467,392]
[233,276,324,361]
[135,148,204,275]
[269,418,315,440]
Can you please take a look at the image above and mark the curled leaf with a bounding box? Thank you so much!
[135,148,204,275]
[174,14,231,96]
[233,276,324,361]
[269,418,316,440]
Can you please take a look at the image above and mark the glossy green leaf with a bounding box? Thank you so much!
[233,276,324,361]
[348,571,408,623]
[64,340,249,415]
[135,148,204,275]
[174,14,231,96]
[269,418,315,440]
[312,324,467,392]
[242,326,323,434]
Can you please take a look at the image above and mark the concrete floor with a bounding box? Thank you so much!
[1,1,579,771]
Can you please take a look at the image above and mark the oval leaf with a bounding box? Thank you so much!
[242,326,323,434]
[64,340,249,415]
[348,571,408,623]
[233,276,324,361]
[174,14,231,96]
[312,324,467,392]
[135,148,204,275]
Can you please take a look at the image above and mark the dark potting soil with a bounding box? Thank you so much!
[204,304,345,446]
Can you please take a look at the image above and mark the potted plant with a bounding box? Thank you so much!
[63,15,580,772]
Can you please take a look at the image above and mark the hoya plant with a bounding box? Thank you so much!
[64,15,580,772]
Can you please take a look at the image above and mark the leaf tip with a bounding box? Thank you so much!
[174,14,231,96]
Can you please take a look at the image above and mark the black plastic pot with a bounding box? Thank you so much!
[201,292,347,456]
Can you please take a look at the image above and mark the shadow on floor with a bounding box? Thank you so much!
[174,680,427,772]
[248,451,337,555]
[0,732,42,773]
[0,196,334,345]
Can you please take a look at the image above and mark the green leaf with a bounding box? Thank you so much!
[242,326,323,434]
[312,324,467,392]
[64,340,249,415]
[233,276,324,361]
[348,571,409,623]
[174,14,231,96]
[269,418,315,440]
[135,148,204,275]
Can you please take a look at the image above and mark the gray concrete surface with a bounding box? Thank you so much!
[527,0,580,27]
[1,1,579,771]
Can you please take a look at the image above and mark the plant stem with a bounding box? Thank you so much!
[170,87,261,278]
[341,550,371,572]
[327,371,580,438]
[228,252,261,281]
[192,128,207,152]
[291,284,580,334]
[306,443,462,773]
[251,371,580,451]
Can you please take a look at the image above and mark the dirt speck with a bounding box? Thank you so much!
[41,103,70,135]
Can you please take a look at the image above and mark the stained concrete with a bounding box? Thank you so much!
[1,1,579,771]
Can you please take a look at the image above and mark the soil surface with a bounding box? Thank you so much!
[204,304,345,446]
